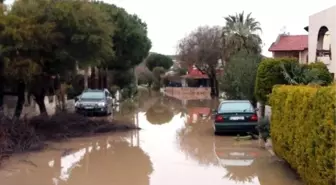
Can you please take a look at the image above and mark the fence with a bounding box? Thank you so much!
[164,87,211,100]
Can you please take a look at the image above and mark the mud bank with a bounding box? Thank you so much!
[0,112,138,163]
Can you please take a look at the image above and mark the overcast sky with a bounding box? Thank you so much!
[102,0,335,57]
[6,0,336,57]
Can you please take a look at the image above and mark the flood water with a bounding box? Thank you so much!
[0,93,303,185]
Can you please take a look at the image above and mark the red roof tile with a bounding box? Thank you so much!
[269,35,308,51]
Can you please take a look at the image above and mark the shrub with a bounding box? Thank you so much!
[281,61,333,86]
[269,85,335,185]
[306,62,333,84]
[254,57,297,104]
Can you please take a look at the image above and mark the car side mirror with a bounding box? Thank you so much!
[74,96,79,102]
[212,109,217,114]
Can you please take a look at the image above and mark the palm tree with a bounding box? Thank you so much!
[223,11,262,61]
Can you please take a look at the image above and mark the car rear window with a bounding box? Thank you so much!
[218,102,254,113]
[81,91,105,99]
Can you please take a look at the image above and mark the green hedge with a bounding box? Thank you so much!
[254,57,297,103]
[255,58,333,104]
[270,85,335,185]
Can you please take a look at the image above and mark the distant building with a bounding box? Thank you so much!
[268,34,308,64]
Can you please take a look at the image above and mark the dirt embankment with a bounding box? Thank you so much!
[0,113,138,163]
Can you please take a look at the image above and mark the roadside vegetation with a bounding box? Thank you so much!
[174,10,334,185]
[270,85,335,185]
[253,45,334,185]
[0,0,150,162]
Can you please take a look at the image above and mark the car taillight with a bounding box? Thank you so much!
[215,115,224,122]
[250,114,258,121]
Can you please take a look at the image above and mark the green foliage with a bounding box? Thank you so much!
[151,66,165,91]
[11,0,114,70]
[219,50,261,103]
[254,58,298,103]
[306,62,333,84]
[94,2,151,70]
[223,12,262,60]
[111,70,134,90]
[66,74,84,99]
[269,85,335,185]
[280,61,333,86]
[137,70,153,85]
[146,53,174,71]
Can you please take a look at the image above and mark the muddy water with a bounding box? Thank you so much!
[0,96,303,185]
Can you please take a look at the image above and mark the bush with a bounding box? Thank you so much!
[254,57,298,104]
[219,50,261,103]
[269,85,335,185]
[306,62,333,84]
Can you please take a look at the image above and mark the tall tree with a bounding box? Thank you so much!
[146,52,174,71]
[95,2,151,94]
[219,50,261,106]
[222,11,262,61]
[177,26,222,96]
[3,0,114,115]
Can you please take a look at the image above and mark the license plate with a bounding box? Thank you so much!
[229,116,244,120]
[85,106,94,109]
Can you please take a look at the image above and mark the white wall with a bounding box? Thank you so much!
[308,5,336,77]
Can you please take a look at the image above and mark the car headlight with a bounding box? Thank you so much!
[75,102,79,107]
[98,102,106,107]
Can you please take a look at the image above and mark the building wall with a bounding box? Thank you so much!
[308,5,336,77]
[273,51,299,58]
[299,50,309,64]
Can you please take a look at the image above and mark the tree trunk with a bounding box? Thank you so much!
[106,69,111,90]
[84,67,89,89]
[213,75,219,97]
[209,76,219,97]
[34,90,47,115]
[0,55,4,112]
[260,103,265,118]
[14,81,25,118]
[104,68,108,89]
[90,67,96,89]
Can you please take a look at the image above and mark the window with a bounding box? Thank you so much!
[81,91,105,99]
[218,102,254,113]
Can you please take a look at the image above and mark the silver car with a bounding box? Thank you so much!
[74,89,113,116]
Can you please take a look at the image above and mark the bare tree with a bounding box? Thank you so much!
[177,26,223,96]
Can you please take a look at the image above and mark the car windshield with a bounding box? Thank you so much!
[81,91,104,100]
[218,102,254,113]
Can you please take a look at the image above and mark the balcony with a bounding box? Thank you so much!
[316,49,331,65]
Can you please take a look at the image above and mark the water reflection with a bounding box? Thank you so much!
[0,134,153,185]
[145,98,174,125]
[176,98,302,185]
[0,95,302,185]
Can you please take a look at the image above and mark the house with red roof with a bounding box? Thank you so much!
[268,34,308,64]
